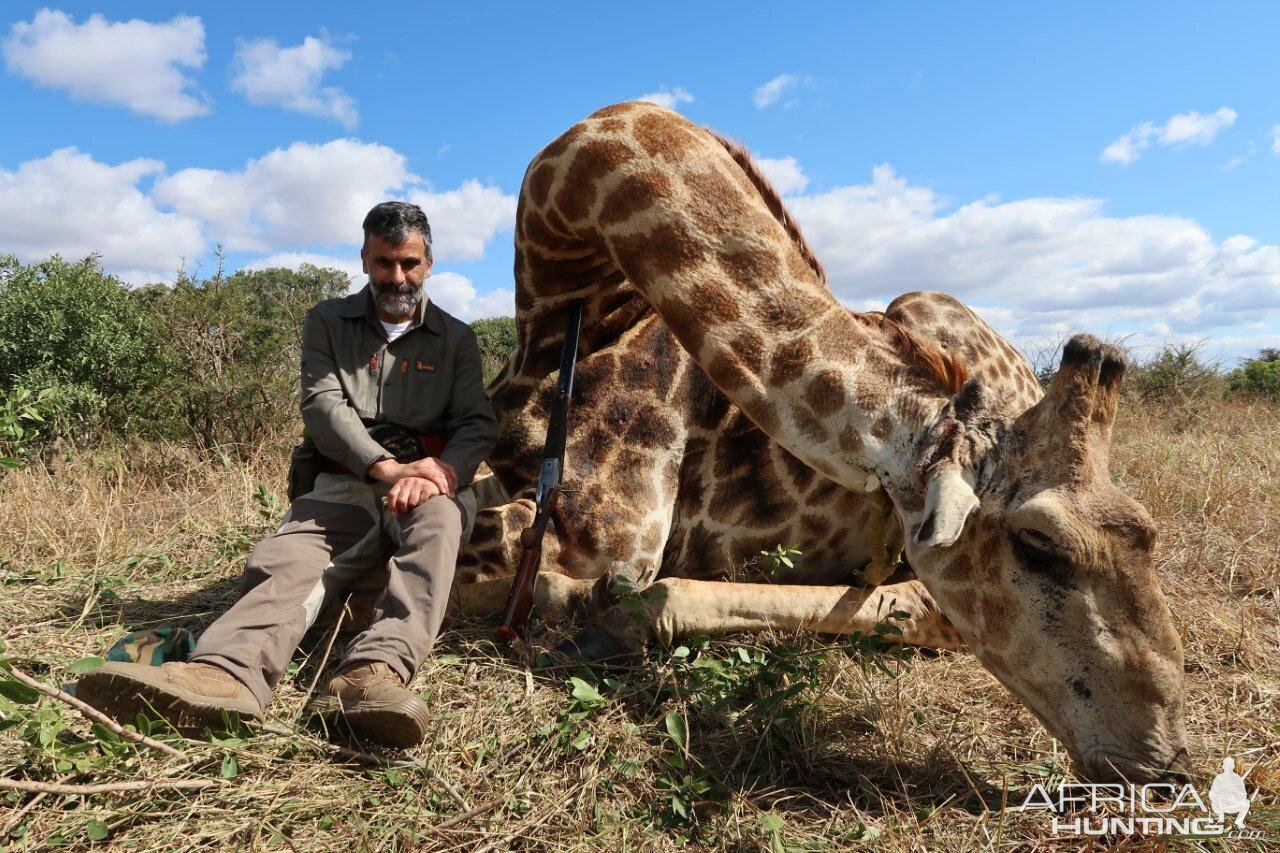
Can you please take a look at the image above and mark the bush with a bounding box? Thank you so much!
[1229,349,1280,399]
[1129,343,1223,402]
[472,316,518,384]
[0,254,171,444]
[150,263,350,451]
[0,386,56,465]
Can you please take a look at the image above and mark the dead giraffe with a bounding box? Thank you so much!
[343,102,1190,785]
[493,100,1194,785]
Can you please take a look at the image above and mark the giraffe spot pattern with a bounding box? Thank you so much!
[600,169,673,227]
[768,337,815,386]
[555,138,634,223]
[631,109,703,159]
[804,369,846,417]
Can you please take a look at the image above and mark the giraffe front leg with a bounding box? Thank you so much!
[609,577,964,652]
[446,571,596,621]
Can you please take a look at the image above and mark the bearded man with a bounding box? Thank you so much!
[78,201,499,748]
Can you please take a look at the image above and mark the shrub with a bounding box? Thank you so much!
[472,316,518,384]
[0,254,171,444]
[0,386,56,465]
[1129,342,1223,402]
[149,263,351,452]
[1228,349,1280,399]
[1024,336,1069,389]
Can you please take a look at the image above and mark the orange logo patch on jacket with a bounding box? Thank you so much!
[415,360,436,372]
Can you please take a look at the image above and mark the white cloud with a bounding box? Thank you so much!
[2,9,208,121]
[152,139,415,252]
[242,252,363,285]
[1100,107,1237,165]
[1099,134,1144,167]
[752,73,812,109]
[151,141,515,262]
[408,181,517,263]
[0,147,203,279]
[470,288,516,319]
[754,155,808,195]
[1272,124,1280,156]
[425,272,514,320]
[779,162,1280,360]
[636,86,693,110]
[1159,108,1236,146]
[1222,141,1256,171]
[231,35,357,127]
[1,135,516,284]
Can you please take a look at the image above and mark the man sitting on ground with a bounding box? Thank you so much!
[78,201,499,748]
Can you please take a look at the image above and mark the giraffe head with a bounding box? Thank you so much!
[902,334,1189,784]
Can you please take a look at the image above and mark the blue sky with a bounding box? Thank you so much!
[2,2,1278,362]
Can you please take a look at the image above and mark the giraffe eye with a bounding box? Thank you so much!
[1010,531,1065,576]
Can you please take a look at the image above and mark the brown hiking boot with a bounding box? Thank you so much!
[304,661,430,749]
[76,661,262,736]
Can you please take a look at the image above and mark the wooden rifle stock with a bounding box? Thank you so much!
[496,490,559,641]
[497,300,583,642]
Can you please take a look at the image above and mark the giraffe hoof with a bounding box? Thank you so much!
[553,627,643,666]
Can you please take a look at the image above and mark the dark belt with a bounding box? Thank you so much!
[321,431,447,477]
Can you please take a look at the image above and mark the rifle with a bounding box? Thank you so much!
[497,300,584,642]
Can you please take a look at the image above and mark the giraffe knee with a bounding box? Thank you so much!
[595,577,686,647]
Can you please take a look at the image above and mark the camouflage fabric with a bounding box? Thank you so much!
[105,627,195,666]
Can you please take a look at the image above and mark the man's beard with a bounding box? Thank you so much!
[370,278,423,318]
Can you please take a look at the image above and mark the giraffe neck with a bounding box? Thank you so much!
[525,101,960,496]
[656,274,950,495]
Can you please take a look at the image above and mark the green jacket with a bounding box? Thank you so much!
[299,285,499,489]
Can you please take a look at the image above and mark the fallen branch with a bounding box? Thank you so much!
[5,665,183,757]
[0,778,217,796]
[0,773,73,835]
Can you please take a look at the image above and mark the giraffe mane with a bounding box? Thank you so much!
[710,132,827,284]
[866,313,971,395]
[711,130,968,397]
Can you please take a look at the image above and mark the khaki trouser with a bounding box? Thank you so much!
[190,472,477,709]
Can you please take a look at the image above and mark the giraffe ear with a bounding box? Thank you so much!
[916,462,979,549]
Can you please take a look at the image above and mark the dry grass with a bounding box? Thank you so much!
[1,397,1277,850]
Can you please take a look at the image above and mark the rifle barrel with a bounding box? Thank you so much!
[542,301,583,469]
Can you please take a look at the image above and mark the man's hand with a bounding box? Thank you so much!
[367,456,458,497]
[405,457,458,496]
[385,476,442,515]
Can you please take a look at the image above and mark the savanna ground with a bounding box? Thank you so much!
[1,391,1278,850]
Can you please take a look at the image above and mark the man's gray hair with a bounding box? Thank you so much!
[362,201,432,255]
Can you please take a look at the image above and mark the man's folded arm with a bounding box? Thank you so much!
[299,309,390,476]
[439,326,499,490]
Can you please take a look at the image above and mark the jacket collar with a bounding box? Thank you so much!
[337,284,444,334]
